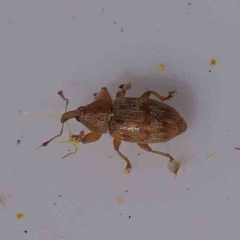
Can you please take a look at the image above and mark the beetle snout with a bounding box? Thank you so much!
[60,113,68,123]
[60,110,81,123]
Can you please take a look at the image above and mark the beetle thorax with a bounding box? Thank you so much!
[78,100,112,134]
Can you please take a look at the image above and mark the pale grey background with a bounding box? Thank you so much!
[1,0,240,239]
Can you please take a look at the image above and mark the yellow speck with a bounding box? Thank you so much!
[124,168,131,174]
[158,64,165,72]
[210,58,217,66]
[57,122,84,159]
[116,196,124,205]
[207,152,216,159]
[16,213,24,220]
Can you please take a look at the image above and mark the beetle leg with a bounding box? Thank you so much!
[59,130,102,159]
[93,87,112,101]
[141,90,176,101]
[81,132,102,144]
[116,83,132,98]
[138,143,174,161]
[113,139,132,173]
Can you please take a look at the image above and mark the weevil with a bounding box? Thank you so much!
[38,83,187,174]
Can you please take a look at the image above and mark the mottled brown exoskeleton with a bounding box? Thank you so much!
[39,84,187,174]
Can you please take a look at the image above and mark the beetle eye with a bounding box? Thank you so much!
[75,106,82,122]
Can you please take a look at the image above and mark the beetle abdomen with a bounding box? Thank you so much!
[109,97,187,143]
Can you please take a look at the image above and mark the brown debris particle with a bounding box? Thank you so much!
[16,139,21,145]
[16,213,24,220]
[116,196,124,205]
[210,58,217,66]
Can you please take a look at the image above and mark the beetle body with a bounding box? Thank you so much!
[109,97,187,143]
[41,84,187,174]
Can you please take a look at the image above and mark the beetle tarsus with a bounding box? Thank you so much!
[116,83,132,98]
[164,90,177,101]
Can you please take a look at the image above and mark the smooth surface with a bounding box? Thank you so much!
[1,0,240,239]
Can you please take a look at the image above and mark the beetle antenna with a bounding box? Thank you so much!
[36,90,69,150]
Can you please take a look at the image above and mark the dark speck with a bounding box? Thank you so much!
[120,213,123,215]
[128,215,131,219]
[18,110,21,113]
[16,140,21,145]
[209,70,211,73]
[54,202,56,205]
[112,21,117,24]
[58,195,62,198]
[226,198,229,201]
[108,156,113,158]
[8,20,13,24]
[186,188,190,191]
[227,129,229,131]
[187,12,190,15]
[125,190,128,193]
[138,153,140,156]
[24,230,28,234]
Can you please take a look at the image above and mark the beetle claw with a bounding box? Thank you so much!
[166,90,177,101]
[124,168,131,174]
[167,160,180,176]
